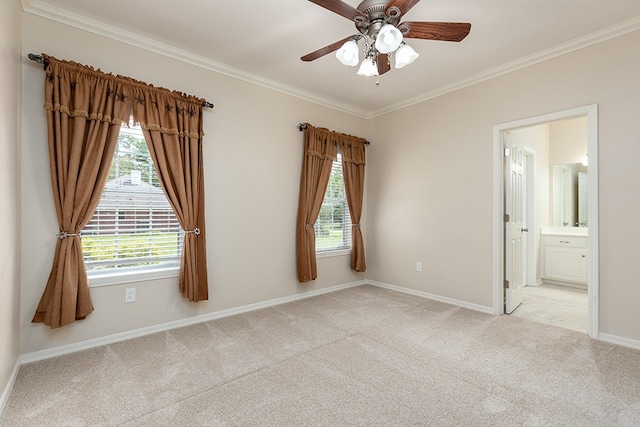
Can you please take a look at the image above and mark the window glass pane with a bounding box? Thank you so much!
[315,152,352,252]
[82,121,183,272]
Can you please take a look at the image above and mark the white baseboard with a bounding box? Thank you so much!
[541,279,587,290]
[14,278,640,383]
[366,280,494,314]
[0,358,21,418]
[20,280,365,365]
[598,333,640,351]
[366,280,640,352]
[11,279,493,370]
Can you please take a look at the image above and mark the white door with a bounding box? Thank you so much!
[504,133,526,313]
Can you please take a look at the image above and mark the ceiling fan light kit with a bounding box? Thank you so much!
[374,24,404,53]
[357,57,379,76]
[394,43,419,68]
[303,0,471,77]
[336,39,360,66]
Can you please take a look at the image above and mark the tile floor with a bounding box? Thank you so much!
[510,283,588,333]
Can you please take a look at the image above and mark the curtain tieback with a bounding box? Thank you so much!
[57,231,80,239]
[186,228,201,235]
[305,224,313,230]
[353,224,361,227]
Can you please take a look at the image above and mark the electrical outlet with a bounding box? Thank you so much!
[125,287,136,303]
[416,261,423,272]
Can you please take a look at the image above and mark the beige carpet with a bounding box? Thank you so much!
[2,285,640,426]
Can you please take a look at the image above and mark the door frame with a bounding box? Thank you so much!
[492,104,599,339]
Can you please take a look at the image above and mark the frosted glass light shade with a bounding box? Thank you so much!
[336,40,360,66]
[357,58,378,76]
[394,43,419,69]
[375,24,403,54]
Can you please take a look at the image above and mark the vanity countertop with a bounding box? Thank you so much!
[540,226,588,237]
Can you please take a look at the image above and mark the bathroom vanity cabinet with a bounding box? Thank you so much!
[541,232,587,288]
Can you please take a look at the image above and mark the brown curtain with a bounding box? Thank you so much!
[339,137,367,272]
[130,81,209,302]
[32,56,131,328]
[296,125,339,282]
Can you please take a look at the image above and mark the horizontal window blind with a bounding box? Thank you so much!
[82,121,184,272]
[315,152,352,252]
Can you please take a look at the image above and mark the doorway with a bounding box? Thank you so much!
[492,105,599,339]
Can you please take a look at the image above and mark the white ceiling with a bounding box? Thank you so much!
[23,0,640,117]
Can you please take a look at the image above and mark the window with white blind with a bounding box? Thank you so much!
[315,152,352,253]
[81,121,183,277]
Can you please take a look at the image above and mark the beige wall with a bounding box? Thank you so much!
[20,14,368,354]
[0,0,22,409]
[17,12,640,356]
[549,116,588,165]
[367,29,640,340]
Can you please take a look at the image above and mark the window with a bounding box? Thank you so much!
[82,121,183,276]
[315,152,352,252]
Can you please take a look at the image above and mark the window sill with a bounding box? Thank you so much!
[316,249,351,259]
[88,267,179,288]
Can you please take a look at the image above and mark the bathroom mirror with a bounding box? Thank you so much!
[552,163,588,227]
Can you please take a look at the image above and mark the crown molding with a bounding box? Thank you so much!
[368,16,640,118]
[22,0,640,120]
[21,0,370,119]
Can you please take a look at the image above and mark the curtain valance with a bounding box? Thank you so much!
[41,54,207,137]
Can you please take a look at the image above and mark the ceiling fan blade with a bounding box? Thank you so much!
[377,54,391,75]
[301,35,356,62]
[400,21,471,42]
[308,0,366,21]
[385,0,422,16]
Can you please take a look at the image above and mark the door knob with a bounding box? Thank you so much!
[521,227,529,232]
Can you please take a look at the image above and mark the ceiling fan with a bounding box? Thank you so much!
[301,0,471,76]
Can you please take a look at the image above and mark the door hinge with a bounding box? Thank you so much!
[504,147,510,157]
[504,213,510,222]
[504,280,510,289]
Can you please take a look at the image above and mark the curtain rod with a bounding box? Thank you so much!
[297,123,370,145]
[27,53,214,109]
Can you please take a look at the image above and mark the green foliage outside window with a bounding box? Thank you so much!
[315,156,350,251]
[82,232,180,269]
[108,131,160,187]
